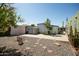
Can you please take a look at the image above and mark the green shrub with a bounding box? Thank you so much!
[0,27,10,36]
[69,34,79,48]
[69,26,79,48]
[73,33,79,48]
[73,37,79,47]
[0,31,10,36]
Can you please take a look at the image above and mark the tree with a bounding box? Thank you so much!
[44,18,52,34]
[0,3,22,33]
[31,24,35,27]
[69,25,73,36]
[62,21,64,28]
[66,11,79,48]
[65,18,68,33]
[66,18,68,27]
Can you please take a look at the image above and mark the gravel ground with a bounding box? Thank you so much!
[0,34,76,56]
[21,34,69,42]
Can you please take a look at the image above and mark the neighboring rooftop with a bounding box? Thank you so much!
[51,25,59,27]
[37,23,45,25]
[37,23,59,27]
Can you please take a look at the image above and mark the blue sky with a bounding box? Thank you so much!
[13,3,79,27]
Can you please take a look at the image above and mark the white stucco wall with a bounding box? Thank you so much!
[37,23,59,34]
[32,28,38,34]
[52,26,59,34]
[10,26,26,35]
[37,24,48,34]
[26,26,38,34]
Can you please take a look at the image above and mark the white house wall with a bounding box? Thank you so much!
[10,26,26,35]
[26,26,38,34]
[37,24,48,34]
[52,26,59,34]
[37,23,59,34]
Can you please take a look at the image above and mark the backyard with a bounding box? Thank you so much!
[0,3,79,56]
[0,34,76,56]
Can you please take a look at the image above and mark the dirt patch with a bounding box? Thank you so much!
[0,35,76,56]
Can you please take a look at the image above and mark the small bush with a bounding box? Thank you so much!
[69,33,79,48]
[73,33,79,48]
[0,31,10,36]
[68,26,79,48]
[74,38,79,48]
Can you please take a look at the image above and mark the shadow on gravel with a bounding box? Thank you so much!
[0,46,23,56]
[50,34,62,37]
[0,46,33,56]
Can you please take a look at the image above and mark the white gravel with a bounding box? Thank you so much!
[21,34,69,42]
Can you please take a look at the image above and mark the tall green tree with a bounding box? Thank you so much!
[65,18,68,33]
[0,3,22,33]
[31,24,35,27]
[62,21,64,28]
[44,18,52,34]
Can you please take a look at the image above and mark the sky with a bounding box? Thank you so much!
[13,3,79,27]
